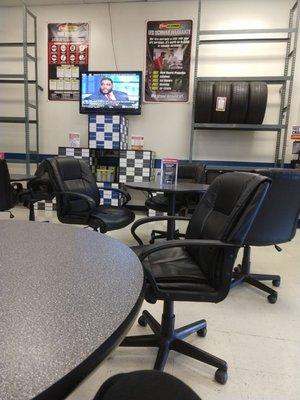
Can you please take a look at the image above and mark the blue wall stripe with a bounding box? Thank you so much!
[4,152,291,168]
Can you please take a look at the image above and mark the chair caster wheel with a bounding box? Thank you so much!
[197,327,207,337]
[215,368,228,385]
[138,315,147,327]
[268,294,277,304]
[272,279,281,287]
[234,264,242,273]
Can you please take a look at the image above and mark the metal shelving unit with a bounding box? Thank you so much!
[189,1,300,166]
[0,6,42,174]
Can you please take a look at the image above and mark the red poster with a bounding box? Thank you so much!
[48,23,89,101]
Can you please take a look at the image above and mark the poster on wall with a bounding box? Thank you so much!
[145,20,193,103]
[48,23,89,101]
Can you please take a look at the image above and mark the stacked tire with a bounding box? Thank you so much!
[195,81,268,124]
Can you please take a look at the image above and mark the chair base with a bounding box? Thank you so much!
[231,245,280,304]
[120,301,228,385]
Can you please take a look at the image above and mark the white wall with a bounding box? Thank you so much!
[0,0,299,165]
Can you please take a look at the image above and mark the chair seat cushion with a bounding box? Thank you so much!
[90,205,135,232]
[132,245,215,294]
[93,370,201,400]
[145,194,183,212]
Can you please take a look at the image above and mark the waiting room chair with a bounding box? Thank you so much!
[120,172,271,384]
[231,168,300,303]
[0,159,23,218]
[45,156,135,233]
[20,160,55,221]
[146,163,206,243]
[93,370,201,400]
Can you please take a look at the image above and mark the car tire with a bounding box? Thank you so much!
[229,82,249,123]
[212,82,231,123]
[246,82,268,124]
[194,81,214,123]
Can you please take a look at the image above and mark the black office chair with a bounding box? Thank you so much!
[146,163,206,243]
[120,172,271,384]
[0,159,23,218]
[45,156,135,233]
[20,161,55,221]
[93,370,201,400]
[232,168,300,303]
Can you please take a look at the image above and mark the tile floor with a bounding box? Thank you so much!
[1,207,300,400]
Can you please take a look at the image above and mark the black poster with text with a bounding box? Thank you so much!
[145,20,193,103]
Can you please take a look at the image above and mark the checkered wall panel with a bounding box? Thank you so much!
[58,147,91,164]
[88,115,128,149]
[97,182,122,206]
[34,199,57,211]
[119,150,155,183]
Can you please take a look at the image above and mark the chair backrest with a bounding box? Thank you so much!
[178,163,206,183]
[245,168,300,245]
[46,156,100,219]
[27,160,54,201]
[185,172,271,290]
[0,159,15,211]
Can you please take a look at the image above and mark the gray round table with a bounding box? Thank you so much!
[126,181,209,239]
[0,221,144,400]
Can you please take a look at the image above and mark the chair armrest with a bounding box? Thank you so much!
[131,216,191,245]
[137,239,239,262]
[55,191,96,211]
[100,187,131,205]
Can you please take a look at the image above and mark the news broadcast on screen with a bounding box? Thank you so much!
[80,71,142,115]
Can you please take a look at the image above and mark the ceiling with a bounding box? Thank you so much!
[0,0,180,6]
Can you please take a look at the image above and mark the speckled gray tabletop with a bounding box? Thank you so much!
[0,221,144,400]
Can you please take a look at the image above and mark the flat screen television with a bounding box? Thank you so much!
[80,71,142,115]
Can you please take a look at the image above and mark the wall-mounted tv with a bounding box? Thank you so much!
[80,71,142,115]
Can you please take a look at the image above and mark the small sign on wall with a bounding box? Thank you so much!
[291,126,300,140]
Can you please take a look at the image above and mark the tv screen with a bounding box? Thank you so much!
[80,71,142,115]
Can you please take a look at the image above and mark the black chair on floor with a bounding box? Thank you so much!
[120,172,271,384]
[0,159,23,218]
[232,168,300,303]
[146,163,206,243]
[93,370,201,400]
[20,161,55,221]
[45,156,135,233]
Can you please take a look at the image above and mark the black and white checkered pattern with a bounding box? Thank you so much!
[88,115,128,150]
[97,182,123,207]
[34,198,57,211]
[58,147,91,164]
[119,150,155,183]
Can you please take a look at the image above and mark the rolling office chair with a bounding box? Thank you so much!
[45,156,135,233]
[146,163,206,243]
[93,370,201,400]
[231,168,300,303]
[20,161,55,221]
[120,172,271,384]
[0,159,23,218]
